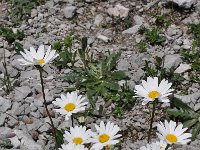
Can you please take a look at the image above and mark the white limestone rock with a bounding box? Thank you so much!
[107,4,129,18]
[175,63,191,73]
[168,0,197,9]
[63,6,76,19]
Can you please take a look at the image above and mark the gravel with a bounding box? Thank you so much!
[0,0,200,149]
[63,6,77,19]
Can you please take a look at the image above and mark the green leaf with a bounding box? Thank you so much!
[15,42,24,53]
[111,71,127,80]
[171,97,193,112]
[192,123,200,140]
[104,81,119,91]
[62,72,81,82]
[53,41,63,52]
[81,37,87,51]
[55,129,64,147]
[98,86,108,97]
[83,80,102,88]
[98,105,104,116]
[106,52,121,71]
[65,87,77,92]
[166,108,195,120]
[183,119,198,128]
[87,63,100,78]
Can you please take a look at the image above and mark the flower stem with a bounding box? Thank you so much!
[38,67,58,149]
[71,115,74,127]
[165,144,170,150]
[148,100,157,143]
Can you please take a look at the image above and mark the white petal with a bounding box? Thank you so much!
[37,45,45,59]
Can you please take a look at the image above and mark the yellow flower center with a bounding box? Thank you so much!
[37,59,45,64]
[73,137,83,145]
[99,134,110,143]
[64,103,76,112]
[148,91,160,99]
[166,134,178,143]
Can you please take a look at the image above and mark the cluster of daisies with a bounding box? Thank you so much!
[17,45,193,150]
[59,121,121,150]
[140,120,192,150]
[17,45,122,150]
[135,77,192,149]
[53,91,122,150]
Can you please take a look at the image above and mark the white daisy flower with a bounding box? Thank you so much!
[59,143,88,150]
[157,120,192,145]
[134,77,174,105]
[64,126,92,145]
[140,141,168,150]
[17,45,58,66]
[90,121,122,150]
[52,91,88,120]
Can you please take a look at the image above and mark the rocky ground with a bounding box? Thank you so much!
[0,0,200,149]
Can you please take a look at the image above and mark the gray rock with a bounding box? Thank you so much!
[58,119,72,129]
[2,65,19,77]
[182,39,192,49]
[77,7,85,14]
[122,25,140,34]
[30,112,40,118]
[134,15,145,25]
[182,45,191,50]
[167,0,197,9]
[14,86,32,101]
[97,35,109,42]
[45,1,54,8]
[174,63,191,73]
[0,127,12,136]
[20,70,39,80]
[94,14,104,26]
[9,136,21,148]
[35,89,54,103]
[133,68,144,82]
[194,103,200,111]
[175,92,200,104]
[0,49,11,58]
[33,98,44,107]
[27,118,43,131]
[128,80,136,90]
[173,45,181,51]
[30,103,37,112]
[117,59,130,71]
[85,0,93,3]
[38,123,50,133]
[118,80,126,86]
[23,37,37,49]
[0,113,6,126]
[107,4,129,18]
[31,9,38,18]
[10,102,21,115]
[164,54,182,69]
[54,0,68,2]
[63,6,77,19]
[14,130,42,150]
[57,0,74,3]
[0,96,12,112]
[7,116,19,128]
[167,25,182,39]
[0,38,3,48]
[167,26,178,36]
[15,104,31,116]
